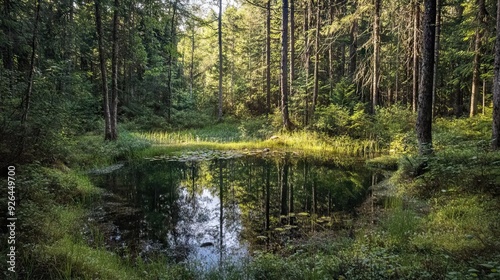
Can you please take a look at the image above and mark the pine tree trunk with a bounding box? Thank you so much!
[190,29,195,100]
[95,0,113,141]
[432,0,441,118]
[290,0,295,98]
[21,0,41,125]
[266,0,271,116]
[470,0,487,117]
[492,0,500,150]
[328,0,335,91]
[110,0,119,140]
[167,0,178,122]
[303,0,311,126]
[281,0,292,130]
[372,0,381,113]
[311,1,320,120]
[416,0,436,156]
[218,0,223,121]
[412,1,419,113]
[349,2,358,80]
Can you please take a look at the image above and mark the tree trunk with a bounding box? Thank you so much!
[281,0,292,130]
[190,28,195,100]
[110,0,119,140]
[218,0,223,121]
[492,0,500,150]
[328,0,335,91]
[469,0,486,117]
[21,0,41,125]
[311,1,320,120]
[95,0,113,141]
[266,0,271,116]
[416,0,436,156]
[349,3,358,80]
[432,0,441,118]
[290,0,295,98]
[412,1,419,113]
[303,0,311,126]
[372,0,381,113]
[167,0,178,122]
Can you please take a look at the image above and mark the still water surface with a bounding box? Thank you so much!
[90,152,375,267]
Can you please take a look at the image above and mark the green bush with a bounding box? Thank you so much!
[314,103,372,138]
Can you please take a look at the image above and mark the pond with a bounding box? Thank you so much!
[89,151,378,268]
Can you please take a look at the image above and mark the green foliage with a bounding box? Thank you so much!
[238,116,274,140]
[73,130,150,166]
[330,78,358,110]
[373,105,417,151]
[382,197,420,244]
[314,103,372,138]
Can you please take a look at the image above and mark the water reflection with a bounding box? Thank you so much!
[91,153,374,266]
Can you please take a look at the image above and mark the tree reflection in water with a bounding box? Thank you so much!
[91,153,375,267]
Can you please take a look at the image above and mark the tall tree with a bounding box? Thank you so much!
[21,0,41,125]
[311,0,321,119]
[432,0,441,118]
[281,0,292,130]
[349,2,358,80]
[469,0,487,117]
[493,0,500,150]
[303,0,312,125]
[266,0,271,116]
[372,0,381,112]
[95,0,113,141]
[110,0,119,140]
[412,1,419,113]
[218,0,223,121]
[290,0,296,99]
[166,0,179,122]
[416,0,436,155]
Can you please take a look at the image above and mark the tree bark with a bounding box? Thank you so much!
[281,0,292,130]
[95,0,113,141]
[412,1,419,113]
[469,0,486,117]
[266,0,271,116]
[311,0,320,120]
[432,0,441,118]
[304,0,311,126]
[21,0,41,125]
[218,0,223,121]
[190,28,195,100]
[110,0,119,140]
[492,0,500,150]
[349,2,358,80]
[290,0,295,99]
[167,0,178,122]
[416,0,436,156]
[372,0,381,113]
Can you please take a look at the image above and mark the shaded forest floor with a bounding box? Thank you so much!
[2,115,500,279]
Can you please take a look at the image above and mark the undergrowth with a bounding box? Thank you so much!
[2,113,500,279]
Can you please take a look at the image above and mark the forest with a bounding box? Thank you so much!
[1,0,500,278]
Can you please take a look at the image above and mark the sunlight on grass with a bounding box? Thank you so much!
[135,130,380,158]
[44,236,139,280]
[412,195,499,257]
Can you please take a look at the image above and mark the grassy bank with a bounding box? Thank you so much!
[2,115,500,279]
[135,122,380,159]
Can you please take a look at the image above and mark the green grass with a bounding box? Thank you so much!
[6,114,500,279]
[136,129,380,158]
